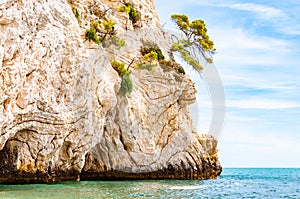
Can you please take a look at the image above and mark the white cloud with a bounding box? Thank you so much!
[215,2,300,36]
[210,27,292,66]
[221,74,299,91]
[219,130,300,167]
[226,114,258,122]
[191,2,287,21]
[208,26,299,91]
[225,3,287,20]
[227,99,300,109]
[278,25,300,36]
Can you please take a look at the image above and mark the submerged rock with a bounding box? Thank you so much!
[0,0,221,183]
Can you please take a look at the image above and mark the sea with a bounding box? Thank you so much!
[0,168,299,198]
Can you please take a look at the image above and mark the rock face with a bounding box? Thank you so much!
[0,0,221,183]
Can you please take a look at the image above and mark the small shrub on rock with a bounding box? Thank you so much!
[119,73,133,96]
[111,60,128,77]
[85,28,100,45]
[141,41,164,60]
[118,3,140,23]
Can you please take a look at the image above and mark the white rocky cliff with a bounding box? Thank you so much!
[0,0,221,183]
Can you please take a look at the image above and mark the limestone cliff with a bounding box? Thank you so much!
[0,0,221,183]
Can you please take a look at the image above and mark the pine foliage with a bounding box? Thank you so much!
[171,14,216,70]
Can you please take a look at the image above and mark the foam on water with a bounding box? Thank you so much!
[169,185,207,190]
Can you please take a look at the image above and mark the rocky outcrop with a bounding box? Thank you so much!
[0,0,221,183]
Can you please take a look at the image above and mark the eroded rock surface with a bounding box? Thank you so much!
[0,0,221,183]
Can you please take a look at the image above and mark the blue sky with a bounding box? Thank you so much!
[154,0,300,167]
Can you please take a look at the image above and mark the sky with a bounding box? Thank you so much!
[154,0,300,168]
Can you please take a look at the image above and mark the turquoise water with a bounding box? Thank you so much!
[0,168,299,198]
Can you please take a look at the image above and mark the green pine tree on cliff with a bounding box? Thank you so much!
[171,14,216,70]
